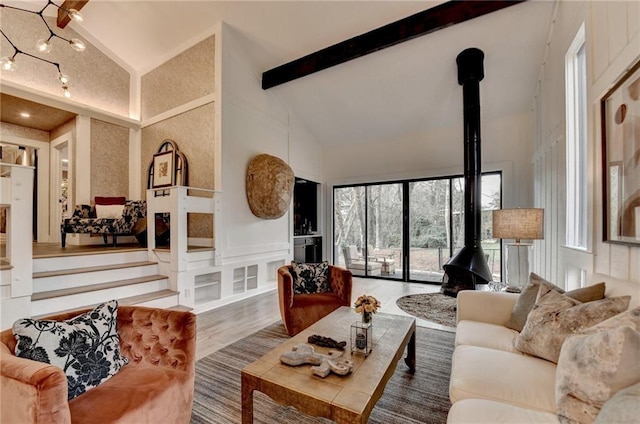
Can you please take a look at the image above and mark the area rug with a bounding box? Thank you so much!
[396,293,457,328]
[191,322,454,424]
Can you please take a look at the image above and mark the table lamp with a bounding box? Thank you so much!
[492,208,544,289]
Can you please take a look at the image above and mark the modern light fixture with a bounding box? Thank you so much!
[0,0,86,97]
[492,208,544,289]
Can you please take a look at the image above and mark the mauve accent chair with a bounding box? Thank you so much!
[278,264,352,336]
[0,306,196,424]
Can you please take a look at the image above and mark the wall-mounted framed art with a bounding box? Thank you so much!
[601,59,640,245]
[152,150,175,188]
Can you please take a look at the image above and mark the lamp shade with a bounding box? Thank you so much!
[492,208,544,242]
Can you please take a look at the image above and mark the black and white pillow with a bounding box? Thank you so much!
[291,261,331,294]
[12,300,128,400]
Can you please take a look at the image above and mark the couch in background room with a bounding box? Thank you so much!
[447,273,640,423]
[61,198,146,247]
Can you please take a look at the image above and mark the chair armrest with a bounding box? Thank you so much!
[329,266,352,305]
[117,307,196,375]
[456,291,519,325]
[278,266,294,309]
[1,344,71,424]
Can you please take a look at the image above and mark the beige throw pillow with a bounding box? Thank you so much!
[504,273,606,332]
[594,381,640,424]
[556,308,640,424]
[514,289,630,363]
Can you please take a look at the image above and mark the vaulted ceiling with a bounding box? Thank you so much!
[3,1,556,146]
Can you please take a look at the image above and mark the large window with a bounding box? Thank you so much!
[565,23,588,249]
[333,172,501,283]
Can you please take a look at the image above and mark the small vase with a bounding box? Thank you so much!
[362,311,372,326]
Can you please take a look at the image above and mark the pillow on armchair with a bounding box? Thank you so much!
[291,261,331,294]
[12,300,129,400]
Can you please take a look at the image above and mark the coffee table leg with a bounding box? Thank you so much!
[241,373,255,424]
[404,329,416,372]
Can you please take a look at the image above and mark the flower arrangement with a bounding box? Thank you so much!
[354,295,380,325]
[354,295,381,314]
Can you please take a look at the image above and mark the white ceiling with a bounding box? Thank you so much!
[4,1,556,146]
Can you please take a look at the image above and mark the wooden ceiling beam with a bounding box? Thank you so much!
[262,0,525,90]
[57,0,89,28]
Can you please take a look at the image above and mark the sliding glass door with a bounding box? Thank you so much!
[366,183,403,279]
[333,172,502,283]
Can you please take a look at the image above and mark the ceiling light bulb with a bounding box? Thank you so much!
[70,38,86,52]
[36,38,52,53]
[62,84,71,98]
[1,56,16,71]
[20,112,31,118]
[67,9,83,22]
[58,72,70,84]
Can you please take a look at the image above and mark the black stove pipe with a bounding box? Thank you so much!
[442,48,492,295]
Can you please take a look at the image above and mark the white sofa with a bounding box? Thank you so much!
[447,274,640,423]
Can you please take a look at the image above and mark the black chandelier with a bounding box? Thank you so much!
[0,0,86,97]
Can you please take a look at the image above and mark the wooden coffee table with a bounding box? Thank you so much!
[241,306,416,423]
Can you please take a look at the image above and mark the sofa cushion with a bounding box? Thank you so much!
[68,362,193,424]
[291,261,330,294]
[594,381,640,424]
[12,300,129,400]
[447,399,560,424]
[504,273,606,332]
[556,308,640,424]
[515,289,630,363]
[95,204,125,219]
[455,320,521,353]
[450,345,557,413]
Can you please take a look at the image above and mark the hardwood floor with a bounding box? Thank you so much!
[195,277,447,360]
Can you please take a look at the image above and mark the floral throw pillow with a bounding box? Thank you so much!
[12,300,128,400]
[291,261,331,294]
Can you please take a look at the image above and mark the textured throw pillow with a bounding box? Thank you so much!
[95,204,125,219]
[594,381,640,424]
[291,261,330,294]
[505,273,606,332]
[12,300,129,400]
[514,289,630,363]
[95,196,126,205]
[556,308,640,424]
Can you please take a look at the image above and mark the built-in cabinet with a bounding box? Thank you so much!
[293,178,322,262]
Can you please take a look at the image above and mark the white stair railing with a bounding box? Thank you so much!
[146,187,221,308]
[1,164,34,329]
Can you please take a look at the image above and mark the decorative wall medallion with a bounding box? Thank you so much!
[246,154,294,219]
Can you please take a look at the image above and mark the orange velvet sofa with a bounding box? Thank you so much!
[278,264,352,336]
[0,306,196,424]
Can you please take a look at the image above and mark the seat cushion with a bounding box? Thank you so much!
[455,320,521,353]
[447,399,560,424]
[68,365,193,424]
[347,260,382,271]
[450,345,557,413]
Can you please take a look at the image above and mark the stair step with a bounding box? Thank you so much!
[33,250,149,273]
[33,261,158,279]
[33,289,185,319]
[32,275,167,301]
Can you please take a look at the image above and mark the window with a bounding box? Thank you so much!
[333,172,502,282]
[565,23,588,249]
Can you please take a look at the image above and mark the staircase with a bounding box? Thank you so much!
[32,249,182,317]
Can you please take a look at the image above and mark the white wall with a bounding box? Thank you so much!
[533,1,640,285]
[219,23,324,263]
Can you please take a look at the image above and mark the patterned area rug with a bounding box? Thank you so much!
[396,293,457,328]
[191,321,454,423]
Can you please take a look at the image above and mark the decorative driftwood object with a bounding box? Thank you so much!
[308,334,347,350]
[246,154,294,219]
[279,343,354,378]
